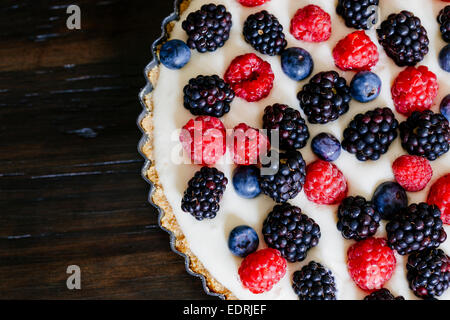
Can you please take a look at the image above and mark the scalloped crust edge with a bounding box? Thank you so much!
[139,0,236,300]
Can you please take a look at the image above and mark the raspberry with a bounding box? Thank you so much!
[304,160,348,205]
[347,237,396,291]
[230,123,270,166]
[392,155,433,192]
[238,248,287,294]
[391,66,439,116]
[224,53,274,102]
[428,174,450,225]
[238,0,270,7]
[332,31,379,71]
[290,5,332,42]
[179,116,226,166]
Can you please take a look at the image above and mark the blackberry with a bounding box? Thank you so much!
[292,261,337,300]
[364,288,405,300]
[342,108,399,162]
[183,75,235,117]
[181,167,228,221]
[262,104,310,151]
[259,150,306,203]
[386,203,447,256]
[182,4,232,53]
[377,11,429,66]
[297,71,352,124]
[438,6,450,43]
[399,110,450,161]
[407,248,450,299]
[336,0,379,30]
[243,10,287,56]
[337,196,381,241]
[263,203,320,262]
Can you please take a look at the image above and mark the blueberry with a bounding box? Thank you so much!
[228,225,259,258]
[439,44,450,72]
[441,94,450,121]
[372,182,408,220]
[281,47,314,81]
[350,71,382,103]
[311,133,341,162]
[232,165,261,199]
[159,39,191,70]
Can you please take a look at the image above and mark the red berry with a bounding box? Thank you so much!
[391,66,439,116]
[238,248,287,294]
[304,160,348,205]
[230,123,270,166]
[290,5,331,42]
[333,31,379,71]
[392,155,433,192]
[179,116,226,166]
[428,174,450,225]
[347,238,396,291]
[238,0,270,7]
[224,53,274,102]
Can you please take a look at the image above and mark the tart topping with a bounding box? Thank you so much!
[350,71,381,103]
[372,181,408,220]
[293,261,337,300]
[228,225,259,258]
[179,116,226,166]
[290,5,332,42]
[333,30,379,71]
[391,66,438,116]
[399,110,450,161]
[437,5,450,43]
[392,155,433,192]
[262,103,310,151]
[377,11,429,67]
[428,173,450,225]
[181,167,228,221]
[364,288,404,300]
[159,39,191,70]
[297,71,352,124]
[259,150,306,203]
[337,196,381,241]
[342,107,399,162]
[386,203,447,256]
[232,165,261,199]
[243,10,287,56]
[263,203,321,263]
[224,53,274,102]
[304,160,348,205]
[238,248,287,294]
[182,4,232,53]
[336,0,379,30]
[183,75,235,117]
[407,248,450,299]
[311,133,342,162]
[347,237,396,291]
[230,123,270,166]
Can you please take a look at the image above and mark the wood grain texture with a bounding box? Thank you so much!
[0,0,214,299]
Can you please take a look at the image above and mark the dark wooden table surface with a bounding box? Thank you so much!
[0,0,214,300]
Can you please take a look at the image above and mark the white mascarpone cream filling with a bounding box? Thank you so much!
[151,0,450,299]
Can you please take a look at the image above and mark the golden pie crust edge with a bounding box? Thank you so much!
[139,0,236,300]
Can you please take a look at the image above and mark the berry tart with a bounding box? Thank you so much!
[139,0,450,300]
